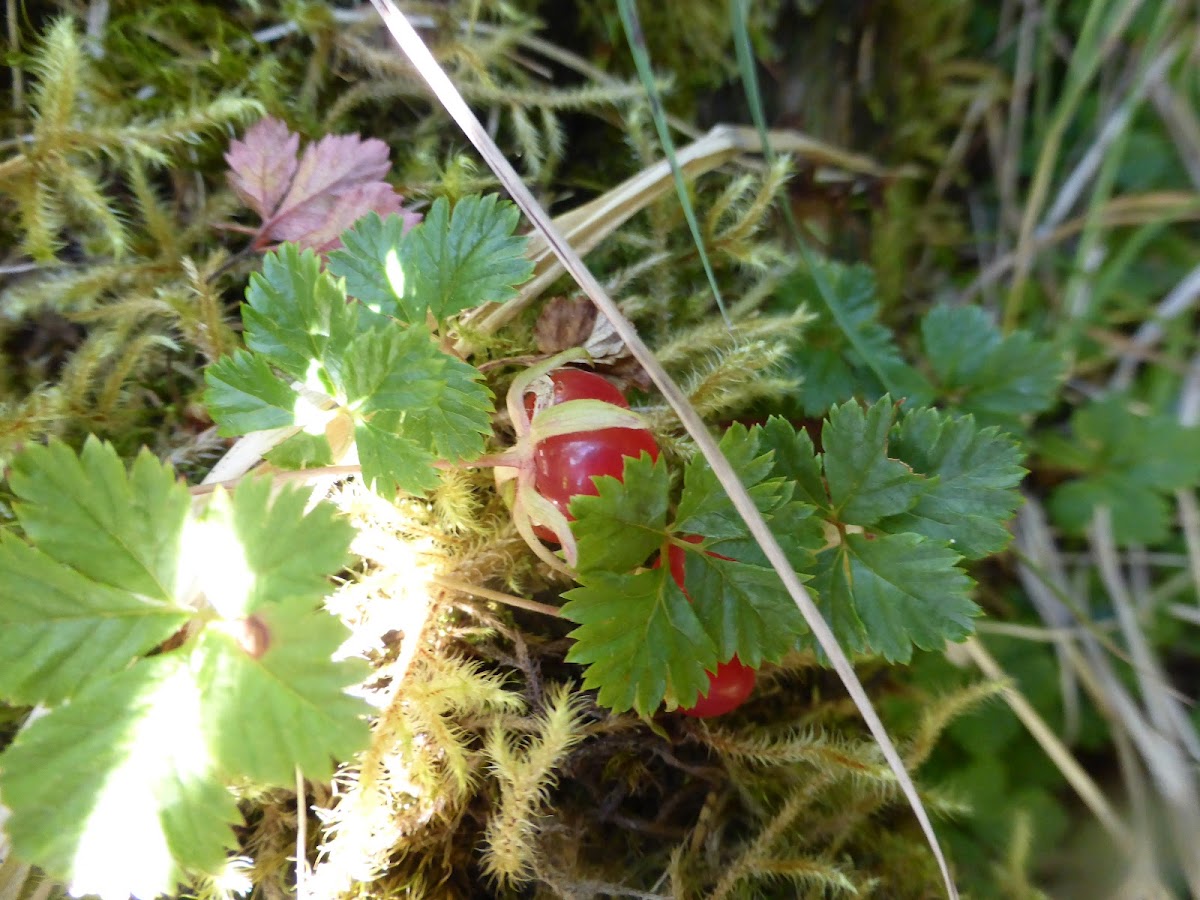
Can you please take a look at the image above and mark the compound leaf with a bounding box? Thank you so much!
[225,116,299,221]
[674,423,790,539]
[401,194,534,321]
[388,351,494,464]
[881,408,1026,558]
[240,245,356,382]
[333,326,444,412]
[683,548,809,667]
[204,349,299,435]
[326,211,412,319]
[773,260,919,415]
[183,478,354,619]
[813,532,977,663]
[9,438,190,602]
[195,596,370,784]
[569,452,670,577]
[227,117,412,253]
[0,654,239,899]
[1049,475,1172,545]
[0,536,189,706]
[758,416,825,507]
[821,396,925,524]
[562,568,717,716]
[921,305,1064,422]
[354,419,441,496]
[334,324,492,462]
[1044,397,1200,544]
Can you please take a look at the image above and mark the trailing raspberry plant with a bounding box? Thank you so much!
[0,193,1028,896]
[0,439,368,899]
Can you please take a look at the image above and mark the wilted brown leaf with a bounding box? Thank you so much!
[534,295,596,353]
[534,295,648,389]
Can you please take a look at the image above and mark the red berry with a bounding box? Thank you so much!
[680,657,757,718]
[525,369,659,541]
[656,536,757,717]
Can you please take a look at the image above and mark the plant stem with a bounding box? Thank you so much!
[432,574,562,618]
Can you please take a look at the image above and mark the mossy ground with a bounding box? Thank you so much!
[3,1,1199,897]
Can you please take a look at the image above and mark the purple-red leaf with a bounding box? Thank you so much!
[272,183,408,255]
[225,118,299,221]
[225,117,417,253]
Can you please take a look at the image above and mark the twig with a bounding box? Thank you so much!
[190,464,362,496]
[295,767,308,899]
[431,574,562,618]
[364,4,961,897]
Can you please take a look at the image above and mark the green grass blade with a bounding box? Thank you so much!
[615,0,729,326]
[729,0,909,399]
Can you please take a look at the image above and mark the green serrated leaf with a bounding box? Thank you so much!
[241,244,356,381]
[355,419,440,496]
[265,431,334,469]
[758,416,826,507]
[388,352,493,464]
[821,397,925,524]
[204,349,299,436]
[1072,397,1200,491]
[684,550,809,667]
[774,261,923,415]
[921,305,1064,422]
[192,477,354,616]
[704,500,824,577]
[400,195,534,321]
[1048,475,1172,545]
[333,326,444,411]
[814,532,977,663]
[333,323,492,469]
[0,534,190,705]
[675,423,789,539]
[562,569,717,715]
[326,212,410,319]
[195,595,370,783]
[10,438,190,602]
[0,654,239,898]
[569,452,670,576]
[1043,398,1200,544]
[880,408,1026,558]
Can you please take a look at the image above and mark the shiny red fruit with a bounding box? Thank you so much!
[657,538,757,717]
[680,657,757,718]
[526,369,659,540]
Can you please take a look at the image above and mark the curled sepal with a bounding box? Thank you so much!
[510,488,576,577]
[504,348,591,438]
[527,399,647,444]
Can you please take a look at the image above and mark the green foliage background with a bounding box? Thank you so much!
[2,0,1200,898]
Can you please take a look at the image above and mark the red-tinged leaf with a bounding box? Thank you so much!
[264,133,392,242]
[226,118,418,253]
[276,183,411,254]
[225,117,299,220]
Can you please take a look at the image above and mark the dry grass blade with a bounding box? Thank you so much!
[960,637,1133,846]
[462,123,888,340]
[364,2,961,897]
